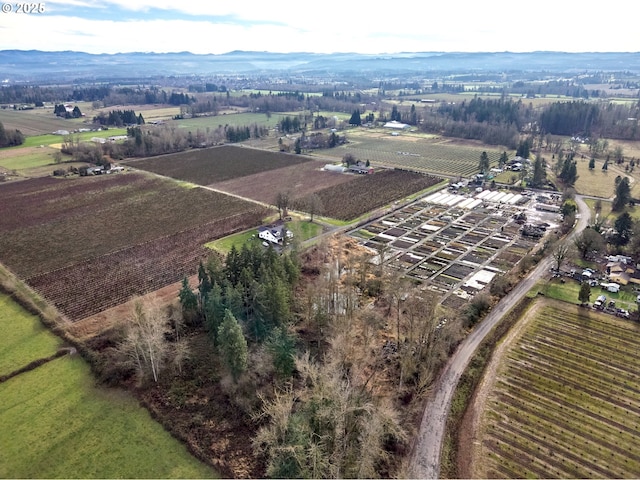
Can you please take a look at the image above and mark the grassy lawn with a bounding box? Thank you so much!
[0,292,61,376]
[287,219,322,241]
[0,355,216,478]
[539,277,638,311]
[206,228,261,254]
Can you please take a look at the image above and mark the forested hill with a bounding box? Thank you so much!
[1,50,640,81]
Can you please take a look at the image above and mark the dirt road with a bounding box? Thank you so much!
[407,195,590,478]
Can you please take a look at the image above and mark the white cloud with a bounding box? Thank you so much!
[1,1,639,54]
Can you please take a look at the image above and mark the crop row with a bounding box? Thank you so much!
[294,169,440,221]
[0,172,258,278]
[27,209,265,321]
[324,139,504,176]
[479,303,640,478]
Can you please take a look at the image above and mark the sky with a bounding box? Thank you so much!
[1,0,639,55]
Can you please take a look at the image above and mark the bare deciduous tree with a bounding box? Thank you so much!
[118,296,171,383]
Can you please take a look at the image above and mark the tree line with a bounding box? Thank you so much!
[0,121,25,148]
[93,109,144,127]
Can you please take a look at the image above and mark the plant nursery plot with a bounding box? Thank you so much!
[392,239,414,249]
[460,232,486,244]
[474,300,640,479]
[433,274,459,286]
[439,226,467,239]
[483,236,511,249]
[384,227,408,237]
[123,145,311,185]
[442,263,474,280]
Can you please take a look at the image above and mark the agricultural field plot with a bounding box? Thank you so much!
[123,145,311,185]
[169,112,288,131]
[322,131,507,177]
[0,294,215,478]
[91,104,180,123]
[0,357,216,478]
[474,300,640,478]
[295,169,441,221]
[0,108,80,136]
[0,146,60,172]
[0,293,61,376]
[572,141,640,199]
[0,172,263,320]
[213,159,355,204]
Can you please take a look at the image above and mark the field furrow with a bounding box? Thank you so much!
[475,300,640,478]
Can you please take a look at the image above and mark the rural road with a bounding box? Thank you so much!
[407,194,591,479]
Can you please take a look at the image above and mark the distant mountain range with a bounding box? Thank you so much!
[1,50,640,81]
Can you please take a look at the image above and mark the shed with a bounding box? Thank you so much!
[324,164,347,173]
[600,282,620,293]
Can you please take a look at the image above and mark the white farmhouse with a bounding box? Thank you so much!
[258,224,293,245]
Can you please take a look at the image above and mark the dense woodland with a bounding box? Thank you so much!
[93,235,479,477]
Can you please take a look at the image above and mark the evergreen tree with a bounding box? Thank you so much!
[479,151,490,174]
[578,281,591,305]
[613,212,633,246]
[217,309,248,382]
[198,261,212,312]
[516,139,531,159]
[349,109,361,126]
[498,151,509,168]
[266,326,297,379]
[178,277,198,324]
[558,157,578,186]
[612,177,631,211]
[531,155,546,187]
[204,283,225,344]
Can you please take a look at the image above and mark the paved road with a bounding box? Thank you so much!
[407,195,591,479]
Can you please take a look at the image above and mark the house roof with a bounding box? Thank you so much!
[383,120,410,129]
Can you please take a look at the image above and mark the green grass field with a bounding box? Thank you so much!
[19,128,128,148]
[171,112,289,130]
[0,293,61,376]
[0,293,216,478]
[539,277,638,311]
[0,147,62,171]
